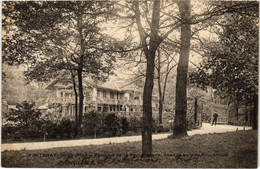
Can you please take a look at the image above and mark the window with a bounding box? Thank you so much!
[103,91,106,98]
[110,92,114,99]
[97,90,101,97]
[129,93,133,100]
[120,93,124,99]
[60,91,63,98]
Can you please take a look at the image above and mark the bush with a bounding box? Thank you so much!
[43,118,75,139]
[58,118,74,138]
[43,120,58,138]
[128,116,142,133]
[103,113,122,137]
[2,101,44,140]
[124,131,136,136]
[82,110,103,137]
[156,123,171,133]
[23,120,44,138]
[2,125,21,141]
[120,117,129,134]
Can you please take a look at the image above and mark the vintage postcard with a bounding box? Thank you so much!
[1,0,258,168]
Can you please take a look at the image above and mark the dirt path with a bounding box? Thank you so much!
[1,123,251,152]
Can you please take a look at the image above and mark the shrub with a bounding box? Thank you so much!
[124,131,136,136]
[23,120,44,138]
[156,123,172,133]
[58,118,74,138]
[120,116,129,134]
[128,116,142,133]
[103,113,122,137]
[82,110,103,137]
[3,101,43,140]
[2,125,21,141]
[44,120,60,138]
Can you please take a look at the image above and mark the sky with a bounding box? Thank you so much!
[101,1,219,71]
[2,1,221,86]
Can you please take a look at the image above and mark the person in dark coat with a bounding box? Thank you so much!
[211,113,218,126]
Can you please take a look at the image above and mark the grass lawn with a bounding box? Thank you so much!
[2,130,257,168]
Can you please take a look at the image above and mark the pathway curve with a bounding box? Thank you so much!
[1,123,251,152]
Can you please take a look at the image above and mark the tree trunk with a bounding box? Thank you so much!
[76,3,84,137]
[252,94,258,130]
[158,100,163,124]
[236,97,239,120]
[157,50,163,124]
[71,70,78,137]
[142,53,156,156]
[134,1,160,156]
[43,126,46,142]
[173,0,191,138]
[194,97,198,124]
[77,68,84,136]
[94,127,97,139]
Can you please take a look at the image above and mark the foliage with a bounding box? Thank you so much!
[43,118,75,139]
[189,10,258,102]
[3,100,76,140]
[227,103,251,126]
[58,118,75,138]
[2,1,116,137]
[3,101,43,140]
[119,116,129,134]
[6,101,41,127]
[103,113,122,137]
[82,110,103,137]
[41,104,63,123]
[127,116,142,133]
[3,111,155,141]
[43,120,60,139]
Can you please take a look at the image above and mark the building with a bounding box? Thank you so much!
[41,77,158,118]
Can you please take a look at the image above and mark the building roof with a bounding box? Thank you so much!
[98,81,121,91]
[43,76,144,94]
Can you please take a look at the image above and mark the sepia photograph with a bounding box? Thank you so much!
[1,0,258,168]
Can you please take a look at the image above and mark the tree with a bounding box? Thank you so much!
[2,1,115,136]
[5,101,43,138]
[123,46,178,125]
[172,1,259,137]
[133,1,168,156]
[112,0,188,156]
[155,48,177,124]
[171,0,191,138]
[189,5,258,129]
[7,101,41,127]
[2,64,47,105]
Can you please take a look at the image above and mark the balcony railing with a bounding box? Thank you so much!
[47,96,154,107]
[47,97,75,104]
[96,97,143,105]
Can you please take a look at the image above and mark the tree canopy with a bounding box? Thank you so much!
[189,7,258,101]
[2,1,117,136]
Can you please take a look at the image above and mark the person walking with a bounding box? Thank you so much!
[212,113,218,126]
